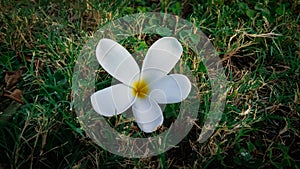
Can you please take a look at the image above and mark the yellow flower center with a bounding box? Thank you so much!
[132,79,149,98]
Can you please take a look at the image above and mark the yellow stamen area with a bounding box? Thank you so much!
[132,79,149,98]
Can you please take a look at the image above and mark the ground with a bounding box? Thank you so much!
[0,0,299,168]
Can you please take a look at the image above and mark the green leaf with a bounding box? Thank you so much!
[246,9,256,19]
[238,2,249,10]
[247,141,255,152]
[190,34,200,44]
[156,27,172,36]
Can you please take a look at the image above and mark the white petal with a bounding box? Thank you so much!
[149,74,191,104]
[132,97,163,124]
[141,37,183,82]
[137,115,163,133]
[96,38,140,85]
[91,84,135,117]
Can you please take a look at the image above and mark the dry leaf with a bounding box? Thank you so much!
[0,101,22,125]
[0,84,4,96]
[4,66,25,90]
[3,88,24,104]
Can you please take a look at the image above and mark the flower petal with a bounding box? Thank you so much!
[96,38,140,85]
[141,37,183,82]
[91,84,135,117]
[132,97,163,124]
[149,74,191,104]
[136,116,163,133]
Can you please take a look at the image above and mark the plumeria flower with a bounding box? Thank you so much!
[91,37,191,133]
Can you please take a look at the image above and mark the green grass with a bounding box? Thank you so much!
[0,0,299,168]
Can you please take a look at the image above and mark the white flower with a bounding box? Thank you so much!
[91,37,191,133]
